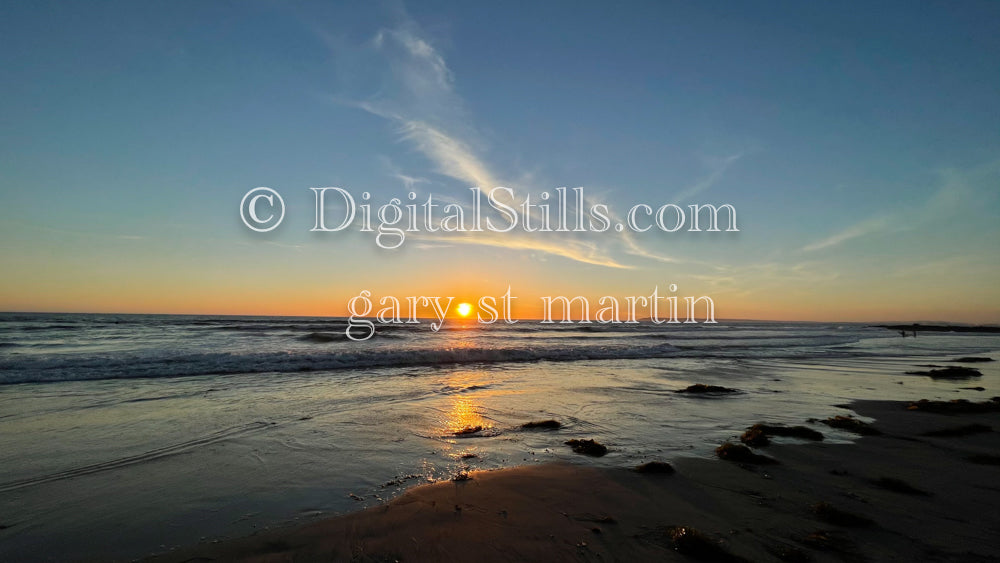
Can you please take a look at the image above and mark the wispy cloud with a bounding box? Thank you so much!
[396,119,500,189]
[379,156,429,190]
[416,231,634,269]
[373,27,452,90]
[5,221,147,243]
[263,240,305,251]
[801,215,890,252]
[324,15,655,269]
[323,11,759,271]
[671,152,743,204]
[394,172,428,190]
[801,158,1000,253]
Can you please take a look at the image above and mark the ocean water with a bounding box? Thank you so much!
[1,313,999,561]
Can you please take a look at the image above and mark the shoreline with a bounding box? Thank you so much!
[148,397,1000,562]
[5,333,996,563]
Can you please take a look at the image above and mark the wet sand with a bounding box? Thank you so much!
[149,398,1000,562]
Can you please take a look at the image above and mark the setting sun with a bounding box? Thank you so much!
[456,302,473,317]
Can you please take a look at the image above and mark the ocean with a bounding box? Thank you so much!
[2,313,999,561]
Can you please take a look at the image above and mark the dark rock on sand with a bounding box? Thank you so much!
[521,420,561,430]
[715,442,778,464]
[740,425,770,447]
[770,424,824,441]
[634,461,675,474]
[380,474,421,488]
[454,426,483,436]
[675,384,740,394]
[952,357,995,363]
[921,423,991,437]
[819,415,881,435]
[742,423,825,447]
[664,526,750,562]
[907,397,1000,414]
[811,502,875,528]
[565,439,608,457]
[905,366,982,380]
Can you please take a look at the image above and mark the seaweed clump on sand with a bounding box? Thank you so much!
[565,439,608,457]
[453,425,484,436]
[741,423,824,447]
[952,357,995,363]
[818,415,881,436]
[905,366,982,380]
[675,384,740,394]
[634,461,675,474]
[715,442,778,464]
[521,419,561,430]
[811,502,875,528]
[664,526,749,562]
[907,397,1000,414]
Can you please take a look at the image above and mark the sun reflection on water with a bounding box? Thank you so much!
[440,370,494,436]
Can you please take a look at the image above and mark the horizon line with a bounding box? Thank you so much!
[1,310,996,327]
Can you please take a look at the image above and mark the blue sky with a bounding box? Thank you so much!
[1,1,999,321]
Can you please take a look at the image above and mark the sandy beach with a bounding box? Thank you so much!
[4,316,999,562]
[149,396,1000,562]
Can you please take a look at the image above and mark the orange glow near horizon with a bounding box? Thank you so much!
[3,289,1000,324]
[1,271,999,324]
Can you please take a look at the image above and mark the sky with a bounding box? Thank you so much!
[1,1,999,322]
